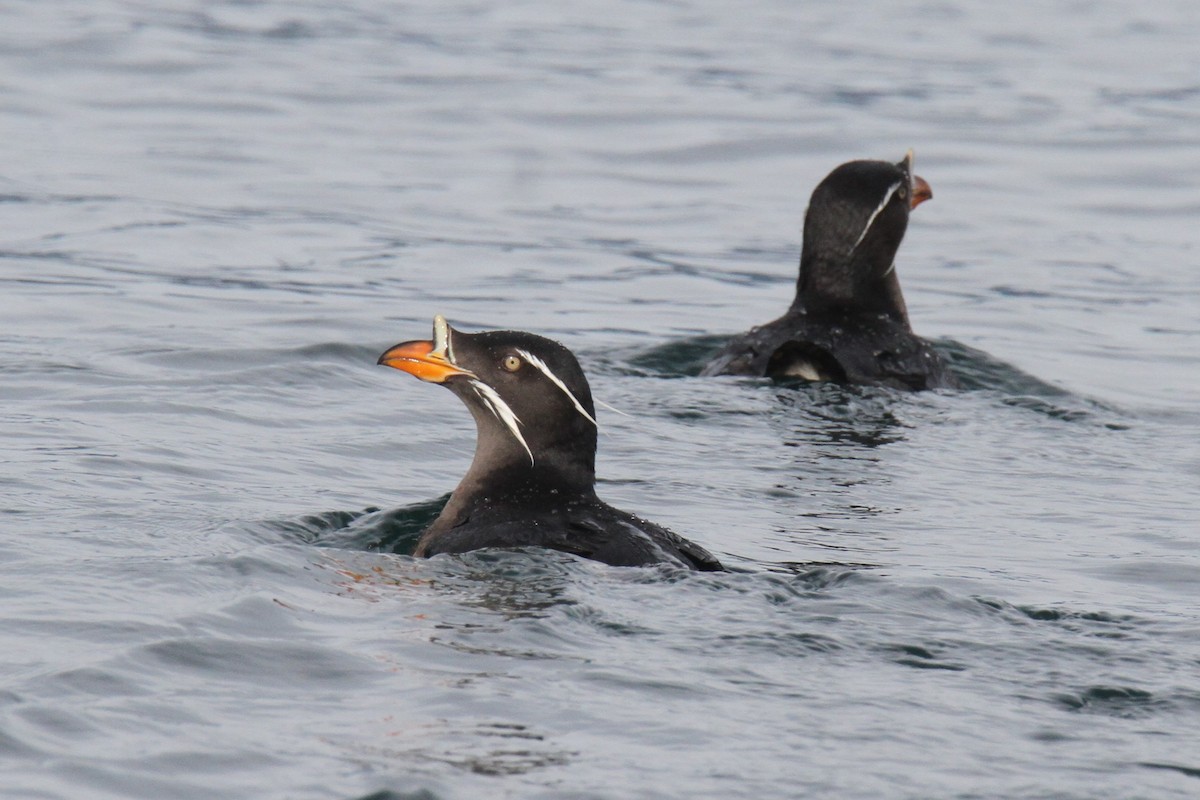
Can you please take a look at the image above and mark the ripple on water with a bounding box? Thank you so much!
[1053,685,1200,719]
[617,332,1117,426]
[274,495,448,554]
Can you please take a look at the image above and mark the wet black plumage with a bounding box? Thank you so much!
[702,152,957,390]
[378,317,724,570]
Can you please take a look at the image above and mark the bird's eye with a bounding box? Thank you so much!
[898,186,908,200]
[501,355,522,372]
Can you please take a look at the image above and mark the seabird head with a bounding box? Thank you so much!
[795,150,932,320]
[378,316,598,479]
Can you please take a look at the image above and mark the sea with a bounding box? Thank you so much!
[2,1,1198,798]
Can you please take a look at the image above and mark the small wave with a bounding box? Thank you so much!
[1137,762,1200,781]
[1053,685,1197,719]
[933,338,1066,395]
[616,334,1128,428]
[269,495,450,555]
[605,334,732,378]
[346,791,443,800]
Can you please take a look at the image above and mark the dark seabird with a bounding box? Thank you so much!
[377,316,724,570]
[701,151,957,390]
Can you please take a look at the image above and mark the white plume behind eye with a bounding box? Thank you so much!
[469,378,534,465]
[514,348,599,428]
[847,180,902,256]
[594,398,630,417]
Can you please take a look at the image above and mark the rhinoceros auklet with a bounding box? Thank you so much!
[377,315,724,570]
[702,151,957,390]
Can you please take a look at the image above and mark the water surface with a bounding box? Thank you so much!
[2,1,1199,798]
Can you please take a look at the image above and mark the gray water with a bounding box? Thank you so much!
[2,1,1199,798]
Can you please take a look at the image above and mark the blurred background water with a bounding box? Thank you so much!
[1,1,1198,798]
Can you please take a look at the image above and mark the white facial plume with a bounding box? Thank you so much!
[847,180,902,257]
[514,347,598,428]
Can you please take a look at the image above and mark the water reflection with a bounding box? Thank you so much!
[447,551,579,619]
[773,384,908,450]
[277,495,450,553]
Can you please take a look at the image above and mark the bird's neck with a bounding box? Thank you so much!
[792,252,910,325]
[439,436,597,524]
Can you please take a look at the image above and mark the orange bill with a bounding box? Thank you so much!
[377,340,473,383]
[910,174,932,208]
